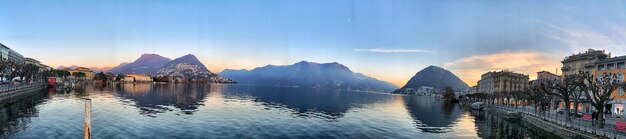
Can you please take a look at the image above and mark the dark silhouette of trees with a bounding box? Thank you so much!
[539,74,579,121]
[54,70,71,79]
[442,86,456,100]
[523,83,548,114]
[72,72,86,79]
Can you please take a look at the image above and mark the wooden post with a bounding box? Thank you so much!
[84,98,91,139]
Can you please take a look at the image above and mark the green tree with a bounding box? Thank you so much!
[72,72,86,79]
[115,74,124,81]
[94,72,109,81]
[54,70,71,79]
[442,86,456,100]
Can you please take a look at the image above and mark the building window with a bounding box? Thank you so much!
[617,72,624,96]
[608,63,616,70]
[598,65,605,71]
[618,62,626,69]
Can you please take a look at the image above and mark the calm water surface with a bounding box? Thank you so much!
[0,84,557,138]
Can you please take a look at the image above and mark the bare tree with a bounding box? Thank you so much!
[523,83,547,113]
[540,75,578,121]
[578,71,626,127]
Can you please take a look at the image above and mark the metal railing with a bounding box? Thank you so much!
[493,104,626,139]
[0,82,46,93]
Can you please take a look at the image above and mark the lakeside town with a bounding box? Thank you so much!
[3,40,626,138]
[3,1,626,138]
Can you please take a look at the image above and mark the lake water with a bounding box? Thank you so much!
[0,84,558,139]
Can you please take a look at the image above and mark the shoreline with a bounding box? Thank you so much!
[490,106,623,139]
[0,83,47,104]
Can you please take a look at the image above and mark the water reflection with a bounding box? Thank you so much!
[403,96,463,133]
[0,89,48,137]
[219,85,395,120]
[471,110,561,139]
[114,83,214,116]
[0,84,561,138]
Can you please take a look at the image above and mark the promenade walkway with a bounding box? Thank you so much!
[0,82,47,102]
[494,104,626,139]
[0,82,45,92]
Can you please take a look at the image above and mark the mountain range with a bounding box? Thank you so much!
[108,53,172,75]
[219,61,398,92]
[395,66,469,93]
[154,54,234,83]
[102,53,234,83]
[56,65,112,72]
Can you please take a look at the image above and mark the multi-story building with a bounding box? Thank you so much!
[65,67,96,80]
[532,71,562,112]
[25,57,50,71]
[124,74,153,83]
[536,71,561,82]
[0,43,24,63]
[561,49,609,76]
[594,55,626,116]
[477,70,529,94]
[469,85,478,94]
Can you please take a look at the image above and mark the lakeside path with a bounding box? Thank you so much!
[493,105,626,139]
[0,82,47,104]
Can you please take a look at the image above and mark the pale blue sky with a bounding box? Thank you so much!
[1,0,626,85]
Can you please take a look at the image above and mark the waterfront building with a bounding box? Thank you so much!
[0,43,25,63]
[25,57,50,71]
[469,85,478,94]
[65,67,96,80]
[595,55,626,116]
[533,71,564,112]
[561,48,609,76]
[477,70,529,94]
[124,74,153,83]
[398,86,440,96]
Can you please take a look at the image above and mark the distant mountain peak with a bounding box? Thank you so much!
[220,61,398,92]
[108,53,172,74]
[397,66,469,92]
[156,54,235,83]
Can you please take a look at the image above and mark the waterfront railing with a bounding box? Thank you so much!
[492,104,626,139]
[0,82,46,93]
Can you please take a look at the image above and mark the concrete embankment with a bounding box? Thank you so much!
[492,108,601,139]
[0,84,47,104]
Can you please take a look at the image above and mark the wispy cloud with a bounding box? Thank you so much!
[444,51,562,86]
[525,18,626,56]
[353,48,435,53]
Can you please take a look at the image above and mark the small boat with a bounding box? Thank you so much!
[471,102,484,110]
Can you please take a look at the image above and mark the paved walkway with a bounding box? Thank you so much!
[494,105,626,139]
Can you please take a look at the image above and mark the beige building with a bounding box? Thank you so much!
[66,67,96,80]
[536,71,561,82]
[469,85,478,94]
[477,70,529,94]
[124,74,153,82]
[561,48,609,76]
[25,57,50,71]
